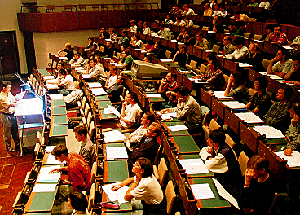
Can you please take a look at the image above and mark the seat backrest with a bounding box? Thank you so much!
[82,96,87,111]
[262,59,271,70]
[190,60,197,71]
[238,151,249,176]
[158,157,168,187]
[89,121,95,140]
[212,45,220,53]
[165,180,177,214]
[254,34,263,40]
[165,50,172,59]
[200,64,206,74]
[87,183,95,212]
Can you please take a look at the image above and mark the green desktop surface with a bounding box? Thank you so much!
[173,135,200,154]
[98,100,113,109]
[191,178,231,208]
[180,155,214,177]
[96,94,110,101]
[100,109,118,120]
[52,115,68,125]
[26,187,57,212]
[164,121,190,136]
[51,99,66,107]
[38,69,51,77]
[50,124,68,137]
[106,160,129,182]
[52,106,67,115]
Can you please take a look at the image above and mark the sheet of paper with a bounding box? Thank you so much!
[283,46,293,50]
[259,72,267,75]
[32,183,57,192]
[104,130,126,143]
[88,82,102,88]
[106,147,128,160]
[168,125,188,132]
[46,153,63,165]
[104,105,121,117]
[160,59,173,62]
[239,63,253,68]
[43,76,55,80]
[46,83,59,90]
[214,91,232,99]
[212,178,239,209]
[59,56,68,60]
[91,88,107,96]
[275,151,300,167]
[179,159,209,174]
[102,183,129,204]
[75,67,85,71]
[267,74,282,80]
[37,165,61,183]
[49,94,64,100]
[222,101,246,109]
[171,40,177,42]
[146,93,162,98]
[253,125,285,139]
[190,183,215,200]
[45,146,56,153]
[235,112,264,123]
[82,74,91,79]
[160,112,177,121]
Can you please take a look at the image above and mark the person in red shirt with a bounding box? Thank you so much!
[265,24,288,45]
[50,145,91,192]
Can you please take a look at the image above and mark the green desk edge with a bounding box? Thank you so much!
[51,124,68,137]
[53,115,68,125]
[107,160,129,182]
[52,99,66,107]
[53,107,67,115]
[173,135,200,153]
[28,187,57,212]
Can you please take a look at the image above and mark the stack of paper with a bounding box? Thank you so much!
[49,94,64,100]
[88,82,102,88]
[91,88,107,96]
[160,112,177,121]
[235,112,263,123]
[222,101,246,109]
[102,183,129,204]
[32,184,57,192]
[106,147,128,160]
[190,184,215,200]
[253,125,285,138]
[239,63,253,68]
[104,130,126,143]
[46,154,63,165]
[104,105,120,117]
[82,74,91,79]
[146,93,162,98]
[36,165,61,183]
[168,125,188,132]
[214,91,232,99]
[179,159,209,174]
[275,151,300,167]
[160,59,173,62]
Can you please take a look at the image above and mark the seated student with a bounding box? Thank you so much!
[213,3,227,17]
[86,37,98,52]
[143,21,151,35]
[195,59,226,91]
[104,67,118,90]
[263,85,293,133]
[68,191,88,215]
[129,20,138,33]
[118,29,130,48]
[128,122,161,166]
[244,77,272,118]
[126,112,156,151]
[120,92,141,129]
[163,14,173,25]
[73,125,96,168]
[120,49,134,70]
[225,37,249,60]
[58,42,74,61]
[265,24,288,45]
[111,157,164,215]
[130,33,143,48]
[69,53,85,68]
[148,42,166,59]
[108,28,117,42]
[106,75,124,105]
[50,145,91,192]
[224,71,251,104]
[99,27,110,39]
[203,3,213,16]
[104,41,115,58]
[173,16,186,26]
[170,5,183,16]
[177,30,191,44]
[162,86,202,134]
[183,16,194,28]
[172,44,188,69]
[283,56,300,82]
[143,40,155,53]
[182,4,196,16]
[244,41,264,72]
[240,155,275,215]
[158,72,180,105]
[194,34,209,50]
[47,62,65,84]
[64,81,83,110]
[157,23,171,41]
[200,128,242,199]
[59,68,74,95]
[222,36,235,55]
[136,20,143,34]
[267,48,293,78]
[86,58,107,86]
[228,22,245,37]
[284,103,300,156]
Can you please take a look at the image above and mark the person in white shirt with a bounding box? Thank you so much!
[64,81,83,110]
[259,1,271,9]
[87,58,107,86]
[143,21,151,35]
[163,14,173,25]
[182,4,196,16]
[111,157,164,214]
[226,37,249,60]
[129,20,138,33]
[104,67,118,90]
[157,23,171,40]
[69,53,85,68]
[59,68,73,95]
[120,92,141,129]
[130,33,143,48]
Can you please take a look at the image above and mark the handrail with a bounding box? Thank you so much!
[20,3,160,13]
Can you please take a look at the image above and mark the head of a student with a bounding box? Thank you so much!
[73,125,88,142]
[276,85,293,102]
[73,53,81,60]
[73,81,80,90]
[165,72,176,83]
[51,145,68,162]
[249,41,260,54]
[108,28,114,34]
[204,3,210,10]
[137,21,143,27]
[176,86,191,102]
[88,37,94,45]
[143,21,149,28]
[147,122,161,138]
[276,48,289,61]
[208,128,226,149]
[94,54,101,64]
[196,33,204,41]
[141,112,155,127]
[121,30,126,37]
[125,92,138,104]
[106,41,112,48]
[116,75,123,85]
[109,67,118,76]
[132,157,153,178]
[223,36,232,46]
[247,155,269,178]
[89,58,96,68]
[182,4,188,11]
[122,49,131,58]
[130,20,136,26]
[57,62,63,70]
[254,76,268,93]
[273,24,281,36]
[59,68,67,76]
[166,14,171,20]
[100,27,106,33]
[228,23,237,31]
[178,44,187,54]
[234,37,245,49]
[231,71,245,88]
[293,56,300,72]
[288,103,300,121]
[1,81,11,93]
[143,55,152,63]
[68,191,88,212]
[65,42,71,50]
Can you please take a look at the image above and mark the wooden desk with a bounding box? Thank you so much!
[224,108,240,134]
[169,136,200,154]
[161,121,190,136]
[263,42,279,56]
[200,88,212,107]
[193,47,202,59]
[51,115,68,125]
[51,99,66,107]
[239,123,260,153]
[50,124,68,137]
[211,97,226,120]
[51,106,67,116]
[224,58,238,72]
[103,160,129,183]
